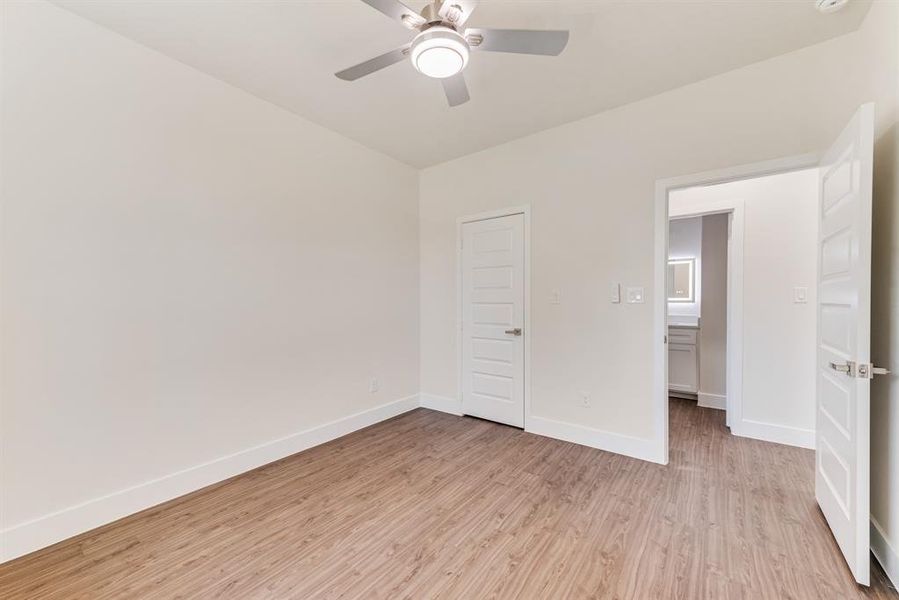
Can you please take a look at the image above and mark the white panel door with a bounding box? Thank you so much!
[815,103,875,586]
[461,214,525,427]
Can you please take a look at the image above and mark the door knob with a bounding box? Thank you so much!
[505,328,522,336]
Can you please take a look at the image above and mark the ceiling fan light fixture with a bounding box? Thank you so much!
[336,0,571,106]
[410,26,470,79]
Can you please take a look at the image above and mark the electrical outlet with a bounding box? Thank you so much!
[579,391,590,408]
[369,377,380,393]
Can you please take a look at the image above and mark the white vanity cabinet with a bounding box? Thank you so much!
[668,325,699,395]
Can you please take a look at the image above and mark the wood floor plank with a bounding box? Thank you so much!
[1,399,896,599]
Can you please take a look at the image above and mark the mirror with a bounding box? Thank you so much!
[667,259,695,302]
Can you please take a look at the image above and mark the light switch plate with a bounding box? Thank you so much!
[610,283,620,304]
[550,289,562,304]
[793,286,808,304]
[626,286,645,304]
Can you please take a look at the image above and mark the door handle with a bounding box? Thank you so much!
[830,361,853,374]
[504,328,522,336]
[829,361,892,378]
[830,361,852,374]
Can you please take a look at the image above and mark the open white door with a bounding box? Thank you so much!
[815,103,880,586]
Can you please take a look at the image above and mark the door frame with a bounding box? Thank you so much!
[653,153,819,464]
[457,205,531,428]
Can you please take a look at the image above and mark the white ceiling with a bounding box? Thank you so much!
[53,0,872,167]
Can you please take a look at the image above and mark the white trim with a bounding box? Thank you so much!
[653,174,670,464]
[419,393,462,416]
[655,152,820,464]
[659,153,819,193]
[872,517,899,589]
[0,394,419,564]
[456,205,531,429]
[527,416,661,463]
[732,419,815,449]
[421,397,664,464]
[697,392,726,410]
[455,205,531,225]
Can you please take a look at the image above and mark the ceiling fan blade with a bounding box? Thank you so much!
[441,73,470,107]
[438,0,479,28]
[359,0,425,29]
[465,28,569,56]
[335,45,410,81]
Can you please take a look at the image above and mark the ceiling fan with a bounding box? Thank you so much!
[335,0,570,107]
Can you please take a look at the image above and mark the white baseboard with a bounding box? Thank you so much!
[526,415,664,464]
[419,396,665,464]
[872,517,899,590]
[732,418,815,449]
[697,392,726,410]
[419,393,463,416]
[0,394,419,564]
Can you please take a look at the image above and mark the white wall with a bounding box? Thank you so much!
[0,0,419,561]
[3,0,899,585]
[670,169,819,444]
[419,1,898,467]
[699,213,728,400]
[667,216,702,322]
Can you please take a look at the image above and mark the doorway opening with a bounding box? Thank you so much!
[664,167,820,445]
[667,211,732,420]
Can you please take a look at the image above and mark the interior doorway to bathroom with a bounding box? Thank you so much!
[665,166,820,446]
[667,212,730,417]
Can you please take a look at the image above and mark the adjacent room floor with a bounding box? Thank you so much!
[1,399,895,599]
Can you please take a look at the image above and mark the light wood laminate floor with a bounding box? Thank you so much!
[1,398,896,599]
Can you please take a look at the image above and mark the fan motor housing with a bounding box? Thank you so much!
[418,2,443,24]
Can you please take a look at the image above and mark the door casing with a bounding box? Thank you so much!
[653,153,820,464]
